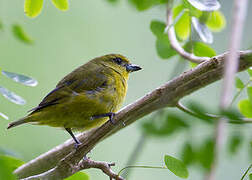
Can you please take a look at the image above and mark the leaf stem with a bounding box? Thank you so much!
[176,102,252,124]
[165,9,186,32]
[176,102,218,120]
[118,165,167,176]
[230,79,252,107]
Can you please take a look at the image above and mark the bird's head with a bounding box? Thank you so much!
[94,54,142,78]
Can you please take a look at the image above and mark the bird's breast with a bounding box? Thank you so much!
[99,73,127,112]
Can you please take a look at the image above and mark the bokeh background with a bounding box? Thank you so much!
[0,0,252,179]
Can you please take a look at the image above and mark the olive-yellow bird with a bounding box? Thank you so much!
[7,54,141,146]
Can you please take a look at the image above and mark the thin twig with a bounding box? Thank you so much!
[176,102,252,124]
[14,51,252,179]
[78,159,123,180]
[166,0,210,64]
[230,79,252,107]
[176,102,218,120]
[118,165,166,176]
[240,164,252,180]
[206,1,249,180]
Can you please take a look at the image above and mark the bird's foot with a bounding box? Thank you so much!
[91,112,116,125]
[83,155,89,160]
[108,113,116,125]
[74,142,82,149]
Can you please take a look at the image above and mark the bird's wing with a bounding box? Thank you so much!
[29,62,109,114]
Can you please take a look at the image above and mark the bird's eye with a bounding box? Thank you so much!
[113,57,122,65]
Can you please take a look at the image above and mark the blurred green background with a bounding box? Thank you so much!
[0,0,252,179]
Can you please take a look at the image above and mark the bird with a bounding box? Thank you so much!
[7,54,141,147]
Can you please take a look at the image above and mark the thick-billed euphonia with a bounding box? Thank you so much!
[7,54,141,146]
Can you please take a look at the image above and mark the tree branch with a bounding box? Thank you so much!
[166,0,210,64]
[22,158,124,180]
[15,50,252,179]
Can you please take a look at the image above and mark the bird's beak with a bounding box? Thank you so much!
[126,64,142,72]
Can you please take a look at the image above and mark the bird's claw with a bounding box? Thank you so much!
[74,142,82,149]
[109,113,116,125]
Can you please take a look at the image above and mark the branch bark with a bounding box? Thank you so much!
[23,158,124,180]
[15,50,252,179]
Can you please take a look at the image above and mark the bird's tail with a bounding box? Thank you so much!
[7,117,28,129]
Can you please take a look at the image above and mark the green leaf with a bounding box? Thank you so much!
[142,113,188,136]
[169,9,186,31]
[193,42,216,57]
[129,0,166,11]
[12,24,34,44]
[164,155,189,178]
[0,155,24,180]
[0,112,8,120]
[198,12,211,23]
[206,11,226,32]
[247,87,252,103]
[189,62,197,68]
[196,138,214,171]
[181,143,194,165]
[247,67,252,77]
[183,41,193,53]
[249,173,252,180]
[235,77,244,89]
[228,134,243,155]
[238,99,252,118]
[0,86,26,105]
[186,0,220,11]
[65,172,89,180]
[150,20,177,59]
[184,42,215,66]
[52,0,69,11]
[165,114,189,132]
[182,0,202,18]
[106,0,119,3]
[156,37,177,59]
[221,109,244,123]
[173,5,191,40]
[187,101,214,123]
[0,161,15,180]
[191,17,213,44]
[2,71,38,87]
[0,155,24,170]
[24,0,44,18]
[150,20,166,38]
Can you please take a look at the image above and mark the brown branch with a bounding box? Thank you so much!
[78,159,123,180]
[206,1,249,180]
[166,0,210,64]
[22,158,124,180]
[14,50,252,179]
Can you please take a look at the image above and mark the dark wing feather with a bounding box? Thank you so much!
[29,61,109,114]
[56,61,108,92]
[28,85,69,113]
